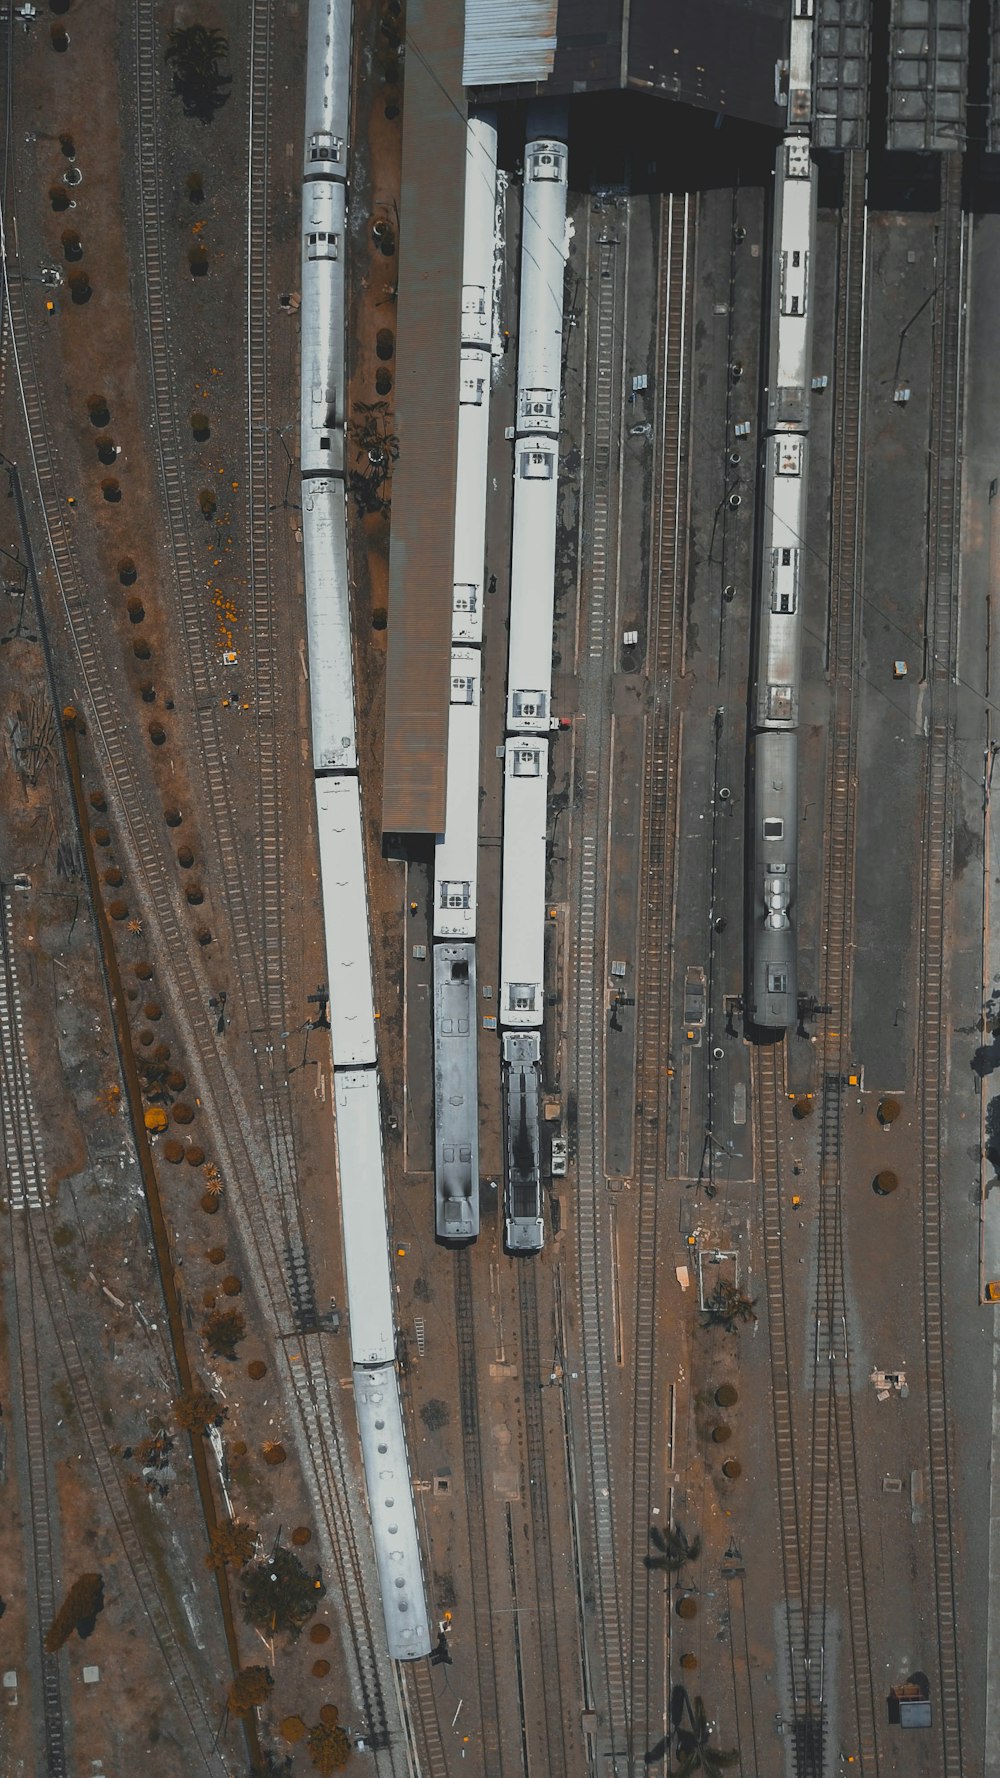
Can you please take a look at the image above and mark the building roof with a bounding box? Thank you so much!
[466,0,788,131]
[382,0,467,837]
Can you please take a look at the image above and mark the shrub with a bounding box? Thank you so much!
[307,1712,351,1773]
[202,1308,246,1360]
[206,1521,256,1572]
[172,1389,223,1433]
[227,1665,272,1718]
[240,1546,325,1638]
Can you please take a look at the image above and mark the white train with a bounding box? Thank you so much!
[748,27,817,1032]
[431,117,498,1242]
[504,137,567,737]
[301,0,430,1661]
[499,737,549,1031]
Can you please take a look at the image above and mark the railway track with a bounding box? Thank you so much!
[805,143,879,1778]
[453,1252,503,1778]
[915,150,965,1778]
[402,1659,451,1778]
[0,894,68,1776]
[516,1264,569,1778]
[245,0,288,1036]
[626,190,694,1773]
[0,895,226,1772]
[569,199,628,1767]
[1,35,405,1770]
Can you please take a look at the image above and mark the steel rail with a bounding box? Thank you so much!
[0,56,403,1776]
[0,895,226,1772]
[453,1252,504,1777]
[517,1262,570,1778]
[570,200,628,1765]
[0,895,67,1776]
[402,1659,452,1778]
[808,144,879,1778]
[915,150,965,1778]
[627,189,694,1772]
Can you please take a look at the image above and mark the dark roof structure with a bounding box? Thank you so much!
[465,0,788,130]
[381,0,467,838]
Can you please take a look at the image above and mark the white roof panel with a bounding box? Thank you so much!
[433,650,482,939]
[452,392,490,644]
[302,479,357,771]
[316,778,376,1066]
[461,117,498,350]
[335,1069,395,1365]
[500,738,548,1027]
[506,439,558,731]
[516,144,568,436]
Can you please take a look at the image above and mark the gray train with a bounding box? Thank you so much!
[433,945,480,1241]
[502,1033,544,1253]
[747,97,817,1029]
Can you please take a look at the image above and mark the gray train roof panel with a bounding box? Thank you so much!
[887,0,968,151]
[354,1367,431,1658]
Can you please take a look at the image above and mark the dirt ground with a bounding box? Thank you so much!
[0,1,376,1770]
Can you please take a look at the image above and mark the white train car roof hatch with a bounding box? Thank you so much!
[335,1068,395,1366]
[315,778,376,1067]
[500,737,549,1027]
[433,649,482,941]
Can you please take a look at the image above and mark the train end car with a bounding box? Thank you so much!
[354,1365,432,1658]
[461,114,498,353]
[502,1032,544,1254]
[747,730,798,1030]
[433,944,480,1242]
[500,738,549,1028]
[303,0,351,183]
[517,139,568,443]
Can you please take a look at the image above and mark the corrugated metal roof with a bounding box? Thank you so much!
[463,0,558,85]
